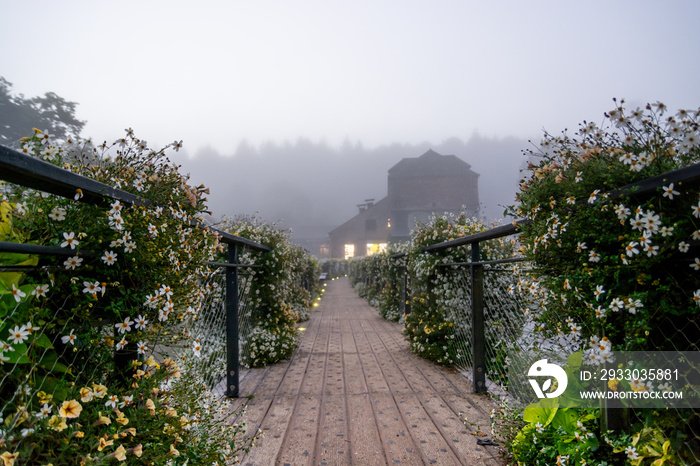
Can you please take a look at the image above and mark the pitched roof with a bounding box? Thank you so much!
[388,149,475,177]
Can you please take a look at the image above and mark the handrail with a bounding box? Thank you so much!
[0,240,97,257]
[422,219,529,253]
[0,144,269,252]
[0,145,151,207]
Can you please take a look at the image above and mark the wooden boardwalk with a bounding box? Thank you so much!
[231,277,504,466]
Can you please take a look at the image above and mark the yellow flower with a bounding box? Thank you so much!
[144,355,157,367]
[74,431,85,438]
[111,445,127,462]
[115,412,129,426]
[608,378,619,391]
[130,444,143,458]
[145,399,156,415]
[90,384,108,399]
[47,414,68,432]
[36,391,53,404]
[165,407,178,417]
[168,444,180,456]
[97,436,114,451]
[80,387,94,402]
[1,451,19,466]
[122,428,137,437]
[93,411,111,426]
[58,400,82,419]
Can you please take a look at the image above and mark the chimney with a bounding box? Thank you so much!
[358,198,375,214]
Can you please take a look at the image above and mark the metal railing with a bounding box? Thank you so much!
[0,144,269,398]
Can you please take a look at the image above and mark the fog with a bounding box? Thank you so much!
[173,133,529,246]
[2,1,699,252]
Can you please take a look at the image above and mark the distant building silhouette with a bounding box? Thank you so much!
[328,149,479,259]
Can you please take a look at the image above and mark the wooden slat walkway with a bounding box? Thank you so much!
[230,277,504,465]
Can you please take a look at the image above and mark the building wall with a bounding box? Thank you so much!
[329,198,391,259]
[329,151,480,258]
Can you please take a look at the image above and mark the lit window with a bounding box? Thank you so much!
[344,244,355,260]
[366,243,388,256]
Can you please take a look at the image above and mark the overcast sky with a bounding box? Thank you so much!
[2,0,699,155]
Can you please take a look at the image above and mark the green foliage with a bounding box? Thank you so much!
[350,211,516,366]
[0,130,258,464]
[222,215,319,367]
[507,100,700,465]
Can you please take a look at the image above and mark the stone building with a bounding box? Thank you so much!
[328,149,479,259]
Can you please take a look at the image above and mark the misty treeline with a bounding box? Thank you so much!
[174,134,531,241]
[0,77,85,146]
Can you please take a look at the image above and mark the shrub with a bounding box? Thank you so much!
[221,215,318,367]
[0,130,258,464]
[507,100,700,464]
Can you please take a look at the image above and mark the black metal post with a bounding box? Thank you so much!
[471,242,486,393]
[401,264,409,316]
[226,243,240,398]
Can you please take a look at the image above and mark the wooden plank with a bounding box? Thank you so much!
[346,393,385,464]
[233,277,505,465]
[241,396,296,466]
[314,394,351,465]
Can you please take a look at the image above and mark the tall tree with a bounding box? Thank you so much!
[0,77,85,146]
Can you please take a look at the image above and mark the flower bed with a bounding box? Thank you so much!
[221,215,320,368]
[505,100,700,465]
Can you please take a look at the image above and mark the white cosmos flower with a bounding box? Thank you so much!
[662,183,680,200]
[645,244,659,257]
[641,212,661,232]
[101,250,118,265]
[115,317,134,334]
[62,329,77,345]
[31,284,50,298]
[63,256,83,270]
[588,190,600,204]
[61,231,79,249]
[10,284,26,302]
[9,325,30,344]
[83,281,102,295]
[594,285,606,301]
[137,341,148,355]
[679,242,690,253]
[49,206,66,221]
[35,404,52,419]
[625,242,640,257]
[134,315,148,330]
[691,258,700,271]
[660,226,674,237]
[693,202,700,218]
[105,394,119,408]
[116,338,127,351]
